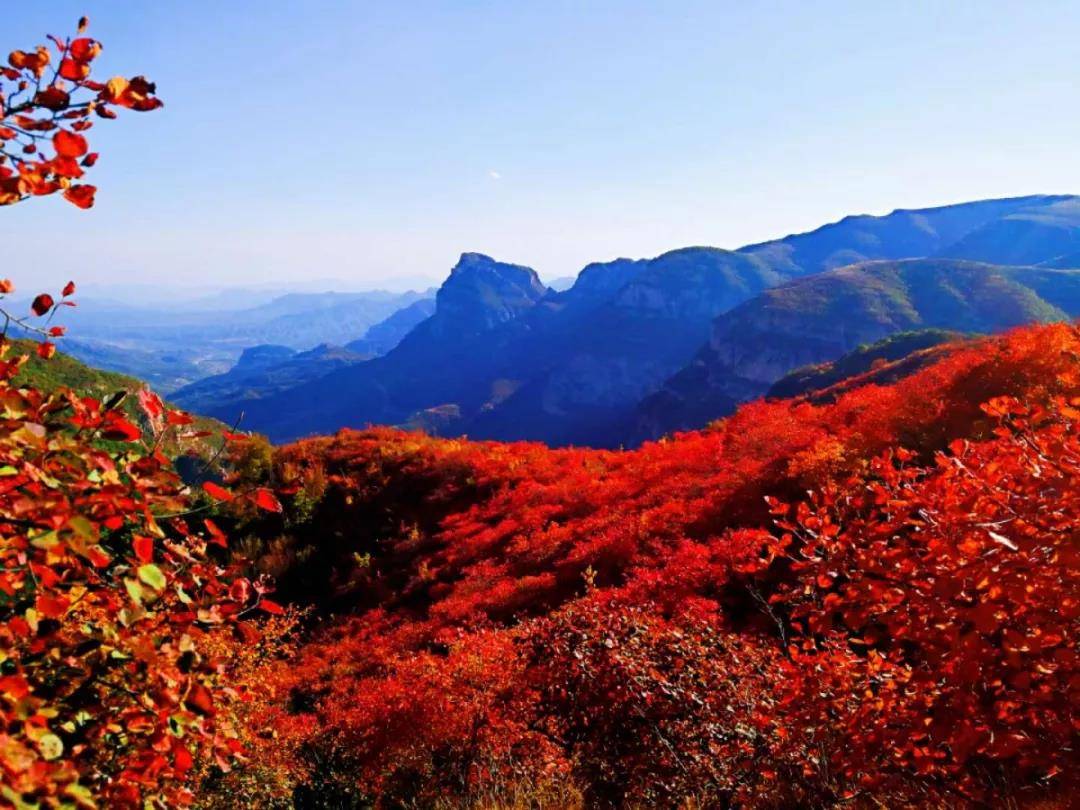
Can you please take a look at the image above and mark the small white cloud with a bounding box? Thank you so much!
[488,170,501,180]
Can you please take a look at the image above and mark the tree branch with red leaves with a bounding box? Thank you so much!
[0,16,162,210]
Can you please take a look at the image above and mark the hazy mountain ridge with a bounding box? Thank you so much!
[163,194,1080,446]
[214,247,795,443]
[50,288,433,392]
[172,297,440,415]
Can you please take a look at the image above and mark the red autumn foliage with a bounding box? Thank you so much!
[243,322,1080,807]
[0,284,296,807]
[0,18,162,209]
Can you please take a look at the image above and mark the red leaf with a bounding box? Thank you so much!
[132,535,153,564]
[34,85,70,111]
[86,546,111,569]
[202,482,234,502]
[257,598,285,616]
[229,578,252,604]
[47,326,65,337]
[186,682,214,716]
[61,280,75,297]
[53,129,88,158]
[35,594,69,619]
[59,58,90,82]
[52,156,84,179]
[251,488,282,513]
[62,184,96,209]
[137,388,164,421]
[0,280,12,294]
[204,518,228,548]
[166,410,195,426]
[69,38,101,63]
[173,742,193,775]
[100,413,141,442]
[31,293,54,317]
[36,341,56,360]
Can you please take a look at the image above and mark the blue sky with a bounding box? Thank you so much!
[6,1,1080,293]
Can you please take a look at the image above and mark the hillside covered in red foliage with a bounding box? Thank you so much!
[222,321,1080,808]
[4,15,1077,810]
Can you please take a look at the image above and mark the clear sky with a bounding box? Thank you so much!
[6,1,1080,293]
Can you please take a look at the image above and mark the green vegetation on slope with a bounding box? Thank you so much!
[10,339,236,463]
[12,338,144,396]
[766,329,965,399]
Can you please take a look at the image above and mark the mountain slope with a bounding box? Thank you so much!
[171,343,372,417]
[10,339,229,463]
[936,196,1080,266]
[637,260,1080,440]
[765,328,964,399]
[345,298,437,355]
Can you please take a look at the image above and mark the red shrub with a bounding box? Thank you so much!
[263,323,1080,806]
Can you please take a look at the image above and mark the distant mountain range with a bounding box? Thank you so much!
[175,194,1080,446]
[48,288,433,392]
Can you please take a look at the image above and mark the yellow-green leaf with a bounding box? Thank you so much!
[38,733,63,761]
[137,563,166,591]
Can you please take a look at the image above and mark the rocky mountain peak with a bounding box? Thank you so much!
[432,253,548,335]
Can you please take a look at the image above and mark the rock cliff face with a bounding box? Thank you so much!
[426,253,548,338]
[635,260,1080,441]
[464,247,793,446]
